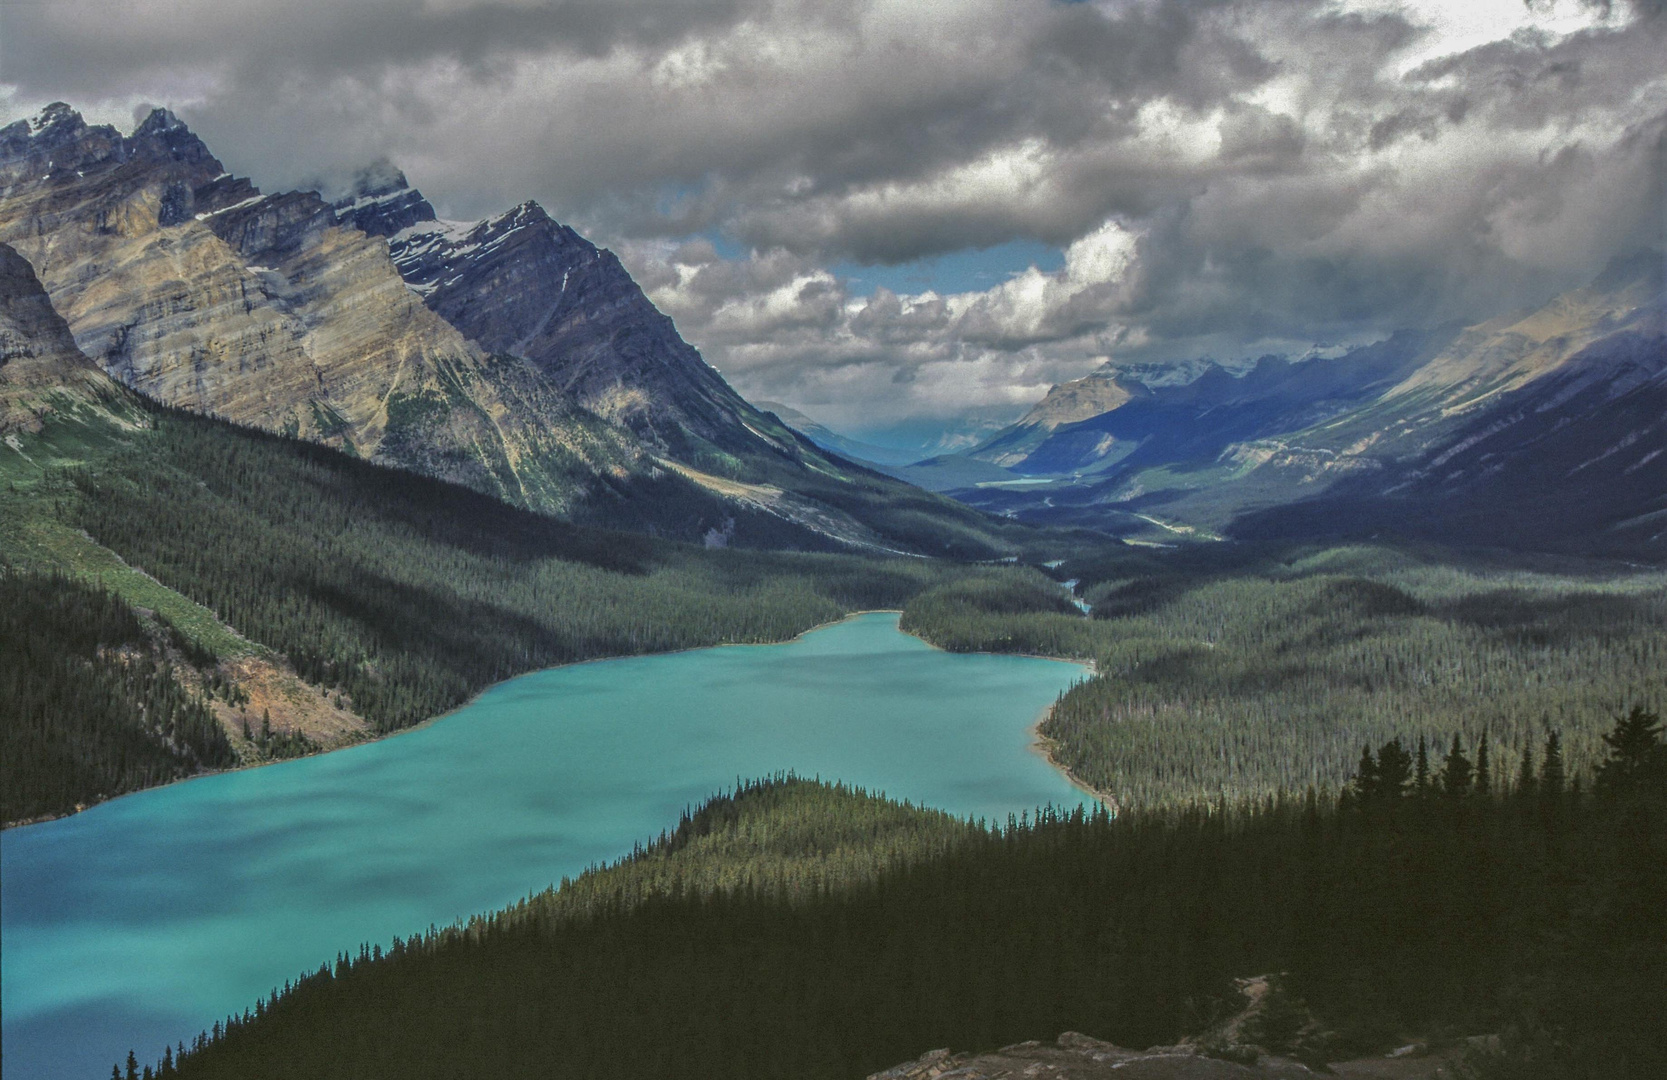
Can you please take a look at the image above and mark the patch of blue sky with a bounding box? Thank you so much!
[834,239,1065,298]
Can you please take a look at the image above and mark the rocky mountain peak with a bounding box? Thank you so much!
[127,108,222,173]
[0,103,125,178]
[506,199,552,225]
[132,107,186,137]
[343,158,410,201]
[0,102,229,194]
[29,102,83,137]
[326,160,436,238]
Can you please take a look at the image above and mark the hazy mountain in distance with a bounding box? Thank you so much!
[753,401,930,467]
[757,400,1030,492]
[949,253,1665,556]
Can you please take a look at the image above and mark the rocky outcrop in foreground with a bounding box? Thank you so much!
[871,1031,1464,1080]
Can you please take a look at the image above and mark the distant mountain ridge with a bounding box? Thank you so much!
[954,253,1665,556]
[752,401,930,468]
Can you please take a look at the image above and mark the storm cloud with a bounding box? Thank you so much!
[3,0,1662,434]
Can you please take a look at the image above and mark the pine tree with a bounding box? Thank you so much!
[1351,745,1379,799]
[1515,741,1537,799]
[1594,706,1665,798]
[1415,736,1430,794]
[1440,735,1473,798]
[1541,731,1565,799]
[1376,738,1413,799]
[1474,733,1491,796]
[125,1050,139,1080]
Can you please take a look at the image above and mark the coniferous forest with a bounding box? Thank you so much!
[4,55,1664,1080]
[136,711,1665,1080]
[4,396,1663,1080]
[0,570,234,822]
[904,548,1667,805]
[6,398,1664,821]
[1,403,972,820]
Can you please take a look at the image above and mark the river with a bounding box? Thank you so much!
[1,613,1088,1080]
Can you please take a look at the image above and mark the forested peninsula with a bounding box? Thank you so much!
[139,716,1667,1080]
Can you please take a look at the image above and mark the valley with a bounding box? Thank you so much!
[794,255,1664,558]
[1,75,1663,1080]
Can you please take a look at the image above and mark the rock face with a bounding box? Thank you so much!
[0,240,134,435]
[870,1032,1460,1080]
[1,107,951,551]
[334,166,798,463]
[0,104,643,514]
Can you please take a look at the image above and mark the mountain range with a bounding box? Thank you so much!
[0,104,1030,558]
[930,252,1665,556]
[3,103,1662,561]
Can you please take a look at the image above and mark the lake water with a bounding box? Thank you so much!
[1,613,1088,1080]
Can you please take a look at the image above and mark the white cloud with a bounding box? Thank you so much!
[3,0,1661,431]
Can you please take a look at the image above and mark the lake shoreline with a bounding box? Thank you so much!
[4,609,1098,833]
[1029,715,1120,814]
[4,610,1091,1080]
[3,610,903,832]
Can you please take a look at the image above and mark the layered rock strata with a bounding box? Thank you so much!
[0,104,642,513]
[0,240,135,435]
[334,166,799,461]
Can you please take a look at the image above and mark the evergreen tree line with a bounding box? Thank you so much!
[0,569,234,822]
[38,408,958,735]
[135,711,1665,1080]
[3,405,976,817]
[903,544,1667,805]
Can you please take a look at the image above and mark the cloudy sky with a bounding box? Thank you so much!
[3,0,1663,442]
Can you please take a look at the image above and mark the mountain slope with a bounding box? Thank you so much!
[0,241,138,435]
[970,334,1441,479]
[752,400,926,468]
[969,370,1153,469]
[1232,324,1667,554]
[322,162,1101,558]
[0,104,649,517]
[2,107,1068,556]
[338,167,793,466]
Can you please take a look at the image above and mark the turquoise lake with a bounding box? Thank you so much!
[1,614,1088,1080]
